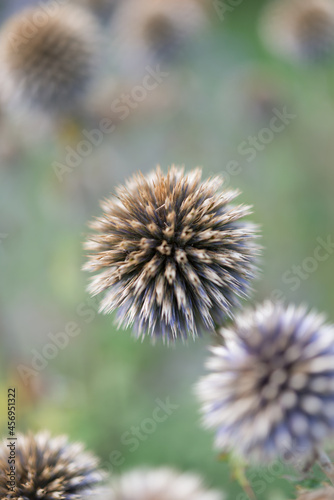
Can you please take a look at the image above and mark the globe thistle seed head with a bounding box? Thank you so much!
[0,4,99,113]
[83,166,260,342]
[111,0,207,70]
[100,467,223,500]
[295,487,334,500]
[196,301,334,464]
[0,432,103,499]
[259,0,334,64]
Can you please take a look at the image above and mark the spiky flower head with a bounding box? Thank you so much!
[196,301,334,464]
[83,166,259,342]
[0,432,103,499]
[111,0,207,68]
[295,487,334,500]
[259,0,334,63]
[100,467,223,500]
[0,4,98,113]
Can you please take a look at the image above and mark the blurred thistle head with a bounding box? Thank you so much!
[196,301,334,464]
[295,487,334,500]
[0,431,103,499]
[0,3,98,113]
[111,0,207,69]
[259,0,334,64]
[83,166,260,342]
[101,467,223,500]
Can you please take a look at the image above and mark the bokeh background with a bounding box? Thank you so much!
[1,0,334,498]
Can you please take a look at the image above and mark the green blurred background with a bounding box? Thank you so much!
[1,0,334,498]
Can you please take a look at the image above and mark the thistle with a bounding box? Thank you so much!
[259,0,334,63]
[196,301,334,464]
[0,432,103,499]
[100,467,222,500]
[111,0,207,68]
[83,166,260,342]
[0,4,98,113]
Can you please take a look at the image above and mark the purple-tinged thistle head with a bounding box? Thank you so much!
[196,301,334,464]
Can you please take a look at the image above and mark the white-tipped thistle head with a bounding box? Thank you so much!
[99,467,223,500]
[196,301,334,464]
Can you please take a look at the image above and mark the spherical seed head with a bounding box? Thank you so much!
[0,432,103,499]
[196,301,334,464]
[83,166,260,342]
[296,487,334,500]
[111,0,207,68]
[102,468,223,500]
[0,4,98,113]
[259,0,334,63]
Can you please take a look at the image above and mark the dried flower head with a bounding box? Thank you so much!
[295,487,334,500]
[259,0,334,63]
[196,301,334,463]
[101,467,223,500]
[0,4,98,112]
[0,432,103,499]
[83,166,259,342]
[111,0,207,69]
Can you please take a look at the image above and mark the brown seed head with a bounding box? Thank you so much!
[0,4,98,112]
[83,166,260,342]
[0,432,103,499]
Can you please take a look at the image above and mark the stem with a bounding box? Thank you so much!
[317,450,334,486]
[229,458,256,500]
